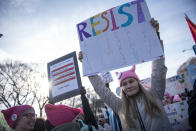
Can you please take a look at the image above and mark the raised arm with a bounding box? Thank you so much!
[149,19,167,100]
[150,46,167,100]
[88,75,121,113]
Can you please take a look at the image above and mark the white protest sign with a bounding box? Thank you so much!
[100,72,113,83]
[77,0,163,76]
[166,74,190,96]
[164,100,191,131]
[47,52,82,103]
[141,74,191,96]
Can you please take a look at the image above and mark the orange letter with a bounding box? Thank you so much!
[101,11,109,32]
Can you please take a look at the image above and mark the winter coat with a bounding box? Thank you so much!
[88,58,173,131]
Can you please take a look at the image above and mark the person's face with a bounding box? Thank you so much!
[16,109,36,131]
[121,77,139,96]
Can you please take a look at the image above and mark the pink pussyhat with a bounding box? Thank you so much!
[45,104,82,127]
[79,108,84,115]
[173,94,182,102]
[1,105,34,128]
[164,93,170,97]
[116,65,140,86]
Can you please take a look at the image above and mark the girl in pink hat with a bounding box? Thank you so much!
[79,18,173,131]
[1,105,36,131]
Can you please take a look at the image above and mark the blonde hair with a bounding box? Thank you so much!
[121,82,163,128]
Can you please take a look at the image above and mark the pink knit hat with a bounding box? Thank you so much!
[116,65,140,86]
[45,104,82,126]
[164,93,170,97]
[1,105,34,128]
[173,94,182,102]
[79,108,84,115]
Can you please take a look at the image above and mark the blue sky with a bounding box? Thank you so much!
[0,0,196,91]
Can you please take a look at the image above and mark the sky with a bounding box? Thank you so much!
[0,0,196,94]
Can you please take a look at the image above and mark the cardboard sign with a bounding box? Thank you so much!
[77,0,163,76]
[47,52,82,104]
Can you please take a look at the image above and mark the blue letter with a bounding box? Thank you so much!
[118,3,133,27]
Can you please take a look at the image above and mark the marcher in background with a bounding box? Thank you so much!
[79,18,173,131]
[1,105,36,131]
[33,118,47,131]
[162,93,172,105]
[44,104,82,131]
[108,110,121,131]
[98,117,112,131]
[183,88,192,103]
[188,80,196,130]
[44,103,97,131]
[172,94,182,103]
[80,86,98,129]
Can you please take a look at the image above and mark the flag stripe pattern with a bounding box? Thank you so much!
[51,62,76,87]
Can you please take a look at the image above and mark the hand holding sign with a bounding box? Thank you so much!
[48,52,82,103]
[151,18,159,32]
[78,51,83,62]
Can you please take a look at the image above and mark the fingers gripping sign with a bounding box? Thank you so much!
[78,51,83,62]
[151,18,159,32]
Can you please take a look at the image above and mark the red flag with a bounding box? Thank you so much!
[185,14,196,44]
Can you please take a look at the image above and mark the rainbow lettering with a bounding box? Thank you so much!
[77,0,145,42]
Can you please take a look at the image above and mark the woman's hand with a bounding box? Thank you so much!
[151,18,163,49]
[151,18,159,32]
[78,51,83,62]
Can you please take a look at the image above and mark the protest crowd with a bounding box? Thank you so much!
[1,1,196,131]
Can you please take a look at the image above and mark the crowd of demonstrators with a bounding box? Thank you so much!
[0,87,98,131]
[162,91,191,106]
[79,18,173,131]
[1,18,196,131]
[162,93,181,105]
